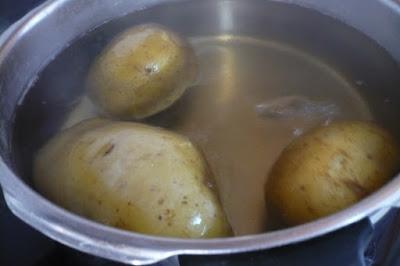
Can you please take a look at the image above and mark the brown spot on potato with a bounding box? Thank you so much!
[367,153,373,160]
[332,181,341,188]
[158,215,162,221]
[114,219,127,229]
[158,198,164,205]
[341,179,368,197]
[101,143,115,157]
[145,65,154,74]
[300,185,306,192]
[182,200,188,205]
[338,148,351,158]
[306,205,317,215]
[163,209,176,223]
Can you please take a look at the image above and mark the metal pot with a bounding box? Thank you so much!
[1,0,400,265]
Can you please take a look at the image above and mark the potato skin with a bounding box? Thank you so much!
[34,119,231,238]
[86,24,197,120]
[266,121,400,226]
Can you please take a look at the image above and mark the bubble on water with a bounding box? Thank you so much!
[255,95,341,137]
[355,80,365,86]
[292,127,304,136]
[255,95,340,120]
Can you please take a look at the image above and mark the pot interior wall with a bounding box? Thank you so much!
[11,0,400,235]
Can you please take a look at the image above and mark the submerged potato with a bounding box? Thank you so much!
[34,119,231,238]
[86,23,197,119]
[266,121,400,226]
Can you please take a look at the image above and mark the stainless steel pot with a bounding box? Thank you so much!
[1,0,400,265]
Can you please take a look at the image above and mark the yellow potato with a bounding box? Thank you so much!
[266,121,400,226]
[86,23,197,119]
[34,119,231,238]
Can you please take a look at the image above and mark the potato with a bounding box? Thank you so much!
[266,121,400,226]
[33,119,231,238]
[86,24,197,120]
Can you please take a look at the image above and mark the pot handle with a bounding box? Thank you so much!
[178,219,373,266]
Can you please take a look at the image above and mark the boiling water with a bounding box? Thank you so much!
[62,35,372,235]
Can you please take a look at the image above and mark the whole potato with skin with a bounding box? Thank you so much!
[86,23,197,120]
[34,119,231,238]
[266,121,400,226]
